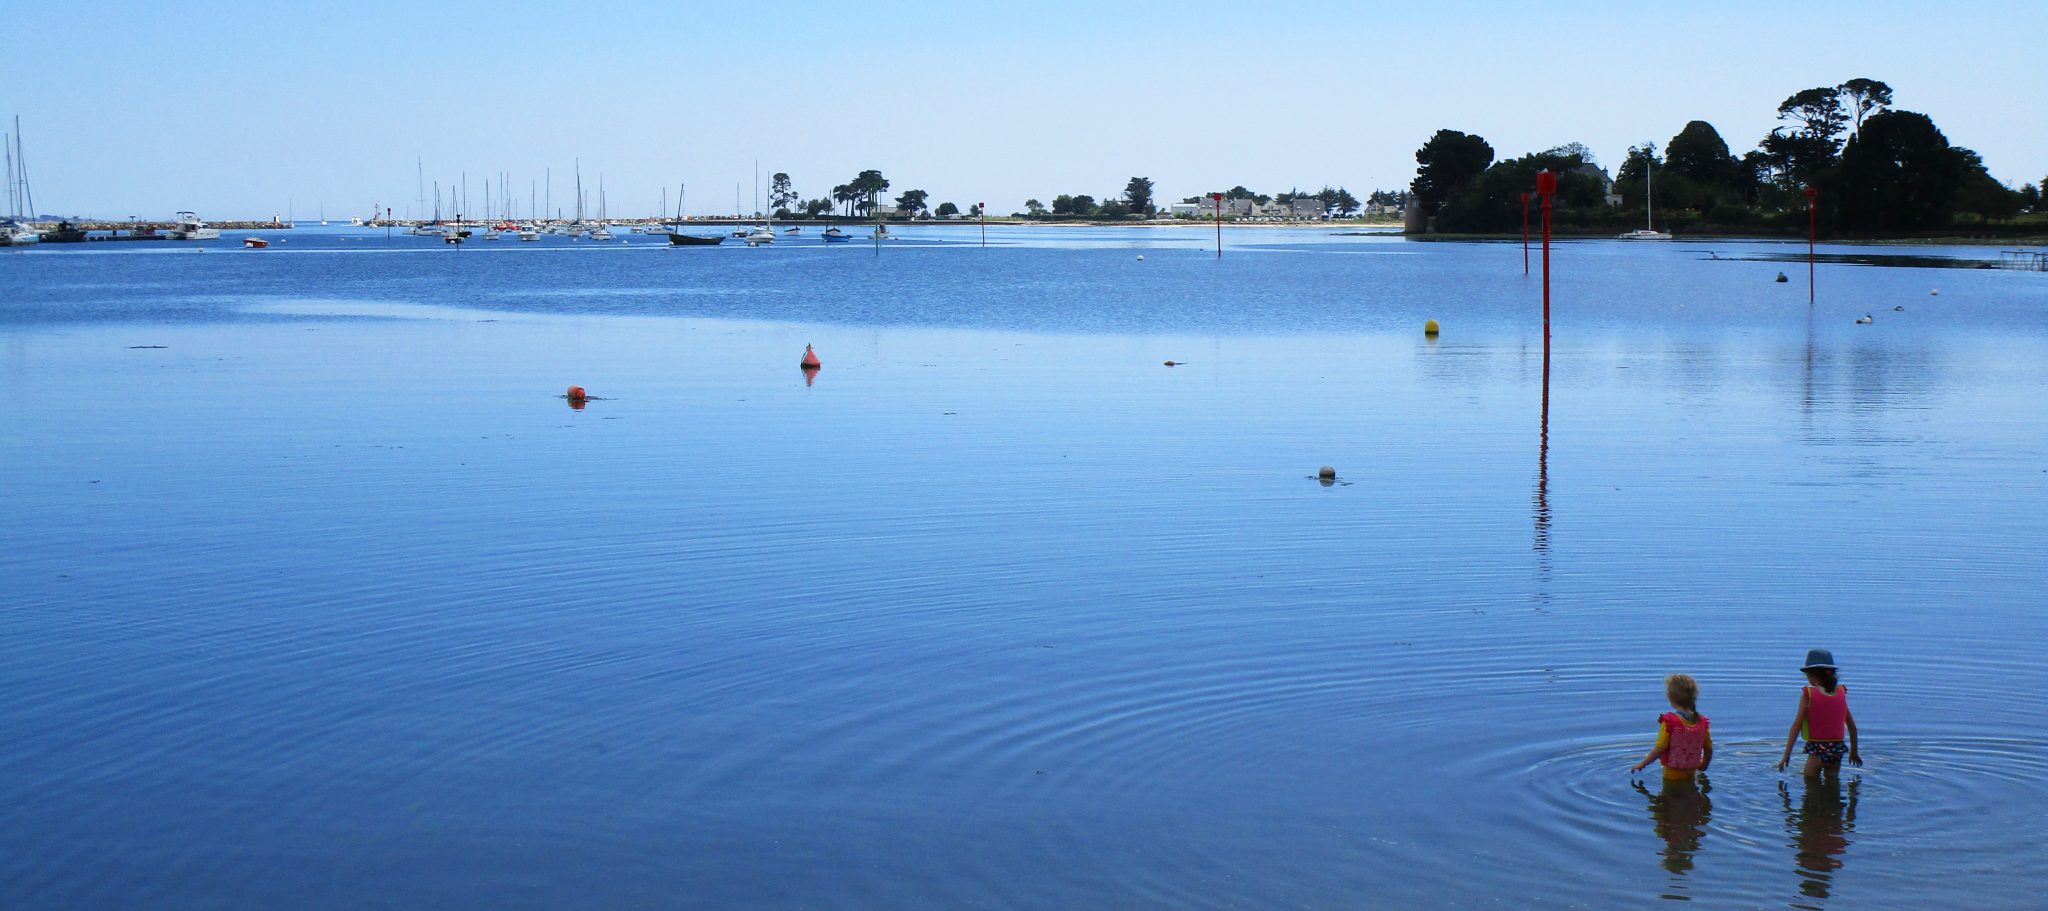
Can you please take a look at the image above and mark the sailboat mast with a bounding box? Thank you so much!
[417,158,425,223]
[4,127,14,219]
[14,118,32,219]
[1646,157,1654,231]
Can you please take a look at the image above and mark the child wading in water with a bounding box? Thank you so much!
[1777,649,1861,778]
[1632,674,1712,781]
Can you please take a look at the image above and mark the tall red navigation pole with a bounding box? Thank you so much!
[1536,170,1557,351]
[1805,187,1819,304]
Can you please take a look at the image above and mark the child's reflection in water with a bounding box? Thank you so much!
[1635,774,1713,876]
[1781,776,1859,902]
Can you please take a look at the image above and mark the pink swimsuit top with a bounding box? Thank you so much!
[1660,712,1710,770]
[1803,685,1848,741]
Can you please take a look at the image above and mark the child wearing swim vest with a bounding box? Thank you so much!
[1632,673,1712,781]
[1777,648,1861,778]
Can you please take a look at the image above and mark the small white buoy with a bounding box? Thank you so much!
[1930,289,1940,296]
[1855,314,1873,324]
[1136,255,1145,261]
[1893,305,1904,312]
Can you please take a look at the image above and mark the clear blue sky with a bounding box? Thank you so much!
[11,1,2045,219]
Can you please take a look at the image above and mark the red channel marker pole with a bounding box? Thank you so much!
[1211,192,1223,259]
[1805,187,1818,304]
[1536,170,1557,352]
[979,202,986,247]
[1521,191,1530,275]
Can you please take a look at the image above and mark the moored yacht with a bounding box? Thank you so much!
[167,211,221,240]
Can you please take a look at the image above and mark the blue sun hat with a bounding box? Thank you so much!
[1801,649,1837,671]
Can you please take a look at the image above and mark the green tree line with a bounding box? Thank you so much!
[1411,79,2041,235]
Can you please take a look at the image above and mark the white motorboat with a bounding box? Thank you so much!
[589,223,614,241]
[168,211,221,240]
[517,224,539,241]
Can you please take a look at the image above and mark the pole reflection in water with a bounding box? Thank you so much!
[1781,777,1859,905]
[1635,775,1714,891]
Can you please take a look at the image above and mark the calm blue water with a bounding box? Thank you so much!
[3,225,2045,908]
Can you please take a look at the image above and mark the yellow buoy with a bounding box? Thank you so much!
[1424,319,1440,336]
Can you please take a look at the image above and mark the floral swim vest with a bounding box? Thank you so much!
[1659,711,1711,771]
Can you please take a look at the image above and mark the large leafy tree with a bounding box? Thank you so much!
[769,173,796,212]
[1411,129,1495,218]
[1835,109,1964,232]
[1024,198,1046,216]
[847,170,890,216]
[1838,78,1892,135]
[895,189,929,217]
[1664,121,1738,188]
[1331,187,1361,216]
[1435,146,1604,233]
[1768,87,1850,184]
[935,201,960,217]
[1123,177,1155,215]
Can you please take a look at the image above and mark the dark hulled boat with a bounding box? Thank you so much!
[668,233,725,246]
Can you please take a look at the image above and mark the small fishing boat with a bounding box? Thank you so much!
[517,224,539,241]
[821,227,852,243]
[667,232,724,246]
[242,236,269,249]
[783,226,799,234]
[589,223,613,241]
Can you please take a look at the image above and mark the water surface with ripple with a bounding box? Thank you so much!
[3,226,2044,908]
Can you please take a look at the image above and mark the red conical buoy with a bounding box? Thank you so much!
[800,344,821,369]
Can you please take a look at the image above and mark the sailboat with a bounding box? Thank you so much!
[744,161,774,245]
[1619,157,1672,240]
[668,183,724,246]
[589,177,613,240]
[2,118,41,246]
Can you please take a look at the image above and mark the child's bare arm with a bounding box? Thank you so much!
[1845,708,1861,765]
[1776,691,1809,771]
[1631,743,1664,773]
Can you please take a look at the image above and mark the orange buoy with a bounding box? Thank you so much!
[566,384,586,401]
[1163,360,1178,367]
[800,344,822,369]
